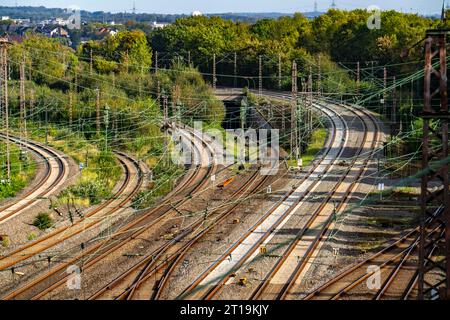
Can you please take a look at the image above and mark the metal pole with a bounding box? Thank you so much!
[317,55,321,97]
[213,54,216,90]
[383,67,387,116]
[259,55,263,96]
[419,30,450,300]
[69,90,73,127]
[291,61,298,160]
[234,52,237,88]
[89,48,93,75]
[162,91,168,165]
[96,88,100,136]
[0,39,11,181]
[104,105,109,151]
[356,61,360,95]
[19,54,26,146]
[278,53,282,90]
[392,76,397,135]
[45,101,48,145]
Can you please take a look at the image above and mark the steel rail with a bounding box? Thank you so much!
[177,98,347,300]
[0,134,67,224]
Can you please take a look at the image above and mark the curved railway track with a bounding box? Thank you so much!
[1,150,145,299]
[0,151,143,272]
[0,135,69,224]
[1,126,217,300]
[304,206,444,300]
[1,93,386,301]
[88,123,280,300]
[176,97,349,300]
[90,166,270,300]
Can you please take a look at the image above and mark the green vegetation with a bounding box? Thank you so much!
[2,9,441,210]
[0,235,10,248]
[12,122,122,207]
[285,128,327,168]
[366,215,415,229]
[5,30,223,209]
[0,143,36,201]
[27,232,37,241]
[301,128,327,166]
[33,212,54,230]
[131,161,184,210]
[151,11,437,91]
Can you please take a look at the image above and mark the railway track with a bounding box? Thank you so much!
[251,99,381,300]
[0,134,70,224]
[88,122,281,300]
[176,97,349,300]
[304,207,444,300]
[0,151,143,272]
[90,166,270,300]
[1,126,217,300]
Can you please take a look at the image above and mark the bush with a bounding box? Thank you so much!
[0,235,9,247]
[27,232,37,241]
[68,180,110,205]
[131,190,155,210]
[33,213,53,230]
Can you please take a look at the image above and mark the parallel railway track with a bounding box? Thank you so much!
[89,124,280,300]
[1,150,144,300]
[177,97,349,300]
[1,126,217,300]
[252,99,381,300]
[0,151,142,271]
[90,166,270,300]
[0,135,69,224]
[304,206,444,300]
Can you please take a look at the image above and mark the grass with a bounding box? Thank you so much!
[366,216,415,228]
[0,235,9,247]
[131,161,184,210]
[0,143,36,201]
[391,186,420,197]
[33,212,54,230]
[287,127,327,167]
[27,232,37,241]
[357,239,386,252]
[14,122,122,208]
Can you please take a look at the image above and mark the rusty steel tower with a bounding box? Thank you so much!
[418,29,450,300]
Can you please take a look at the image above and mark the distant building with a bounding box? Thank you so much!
[97,27,118,36]
[13,18,31,25]
[35,25,69,38]
[151,21,169,29]
[53,17,72,26]
[192,11,203,17]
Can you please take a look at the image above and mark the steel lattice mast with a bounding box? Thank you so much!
[418,29,450,300]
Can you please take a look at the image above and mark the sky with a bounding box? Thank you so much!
[3,0,445,15]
